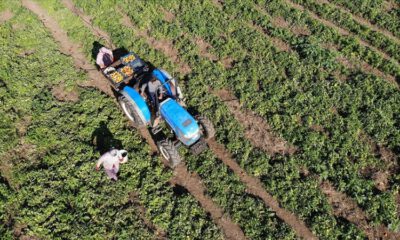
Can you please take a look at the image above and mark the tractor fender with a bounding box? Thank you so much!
[120,86,151,125]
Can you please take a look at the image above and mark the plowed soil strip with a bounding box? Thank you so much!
[320,181,399,239]
[207,139,318,240]
[284,0,396,63]
[172,164,246,240]
[61,0,115,49]
[320,0,400,44]
[214,89,296,155]
[117,7,191,75]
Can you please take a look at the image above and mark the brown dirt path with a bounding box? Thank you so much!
[214,89,296,155]
[21,0,113,96]
[319,0,400,45]
[171,164,247,240]
[117,7,191,75]
[320,181,400,240]
[52,83,79,102]
[61,0,115,49]
[0,9,13,23]
[206,138,318,240]
[284,0,397,64]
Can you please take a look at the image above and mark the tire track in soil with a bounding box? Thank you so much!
[319,0,400,45]
[214,88,296,156]
[206,138,318,240]
[171,164,247,240]
[320,181,400,240]
[116,7,192,75]
[284,0,398,64]
[35,1,245,238]
[61,0,115,49]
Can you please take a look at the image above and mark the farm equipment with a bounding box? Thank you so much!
[101,52,215,167]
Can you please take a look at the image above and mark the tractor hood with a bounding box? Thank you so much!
[160,99,200,146]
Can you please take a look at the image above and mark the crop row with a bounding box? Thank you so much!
[1,1,223,239]
[73,0,400,237]
[290,0,400,62]
[116,0,400,233]
[328,0,400,38]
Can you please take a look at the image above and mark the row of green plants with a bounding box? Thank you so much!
[329,0,400,38]
[252,0,400,155]
[259,0,400,79]
[72,0,400,238]
[290,0,400,62]
[63,0,303,239]
[0,1,223,239]
[107,0,400,235]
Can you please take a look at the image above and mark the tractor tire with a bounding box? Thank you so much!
[157,140,182,168]
[196,116,215,140]
[119,95,144,127]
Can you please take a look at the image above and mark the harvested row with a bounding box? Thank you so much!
[39,0,244,238]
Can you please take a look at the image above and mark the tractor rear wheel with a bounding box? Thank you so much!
[157,140,181,168]
[196,116,215,140]
[119,96,144,127]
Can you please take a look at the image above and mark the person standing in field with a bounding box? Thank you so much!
[96,47,114,69]
[96,149,128,181]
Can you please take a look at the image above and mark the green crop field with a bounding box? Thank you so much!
[1,0,399,239]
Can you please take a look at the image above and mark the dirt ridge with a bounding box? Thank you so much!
[320,181,399,239]
[172,164,247,240]
[116,7,191,75]
[61,0,115,49]
[0,9,14,23]
[284,0,397,64]
[319,0,400,45]
[207,139,318,240]
[214,89,296,155]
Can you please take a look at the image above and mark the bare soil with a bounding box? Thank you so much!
[285,0,396,62]
[211,0,224,9]
[290,24,311,36]
[52,83,79,102]
[193,37,218,61]
[160,7,175,23]
[220,57,234,69]
[317,0,400,45]
[214,89,296,155]
[270,16,291,28]
[15,116,32,137]
[0,10,13,23]
[117,7,191,75]
[207,139,318,240]
[383,1,399,11]
[61,0,115,49]
[320,181,399,239]
[172,164,246,240]
[21,0,113,96]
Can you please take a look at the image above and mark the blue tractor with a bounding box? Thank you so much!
[102,52,215,167]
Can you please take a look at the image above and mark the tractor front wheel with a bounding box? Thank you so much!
[119,96,144,127]
[196,116,215,140]
[157,140,181,168]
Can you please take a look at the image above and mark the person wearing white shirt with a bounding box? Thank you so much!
[96,149,128,181]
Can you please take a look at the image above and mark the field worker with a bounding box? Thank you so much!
[96,47,114,69]
[96,149,128,181]
[140,77,164,127]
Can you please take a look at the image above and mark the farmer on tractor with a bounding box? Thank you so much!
[140,76,164,127]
